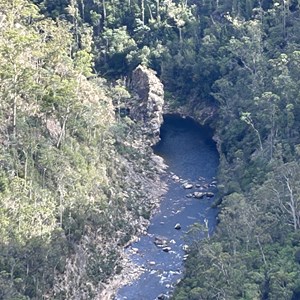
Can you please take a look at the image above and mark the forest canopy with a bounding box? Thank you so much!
[1,0,300,299]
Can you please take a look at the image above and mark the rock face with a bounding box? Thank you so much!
[130,65,164,145]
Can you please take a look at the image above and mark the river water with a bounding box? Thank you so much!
[116,114,219,300]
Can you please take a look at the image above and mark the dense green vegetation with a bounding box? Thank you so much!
[0,0,161,298]
[169,1,300,299]
[1,0,300,299]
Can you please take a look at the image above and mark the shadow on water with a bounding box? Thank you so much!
[116,114,219,300]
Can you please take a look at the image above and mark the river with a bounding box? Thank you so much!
[115,114,219,300]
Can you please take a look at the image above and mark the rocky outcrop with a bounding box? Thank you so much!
[130,65,164,145]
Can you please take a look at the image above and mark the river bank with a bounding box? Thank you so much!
[97,152,168,300]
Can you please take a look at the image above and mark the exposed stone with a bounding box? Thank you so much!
[193,192,206,199]
[186,193,193,198]
[183,254,189,261]
[130,65,164,146]
[162,246,171,252]
[169,270,181,275]
[206,192,215,198]
[158,293,166,300]
[46,117,62,143]
[171,174,180,182]
[182,182,193,189]
[193,191,215,198]
[154,235,168,247]
[174,223,181,230]
[151,154,168,173]
[182,244,189,252]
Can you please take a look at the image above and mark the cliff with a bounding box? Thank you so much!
[130,65,164,145]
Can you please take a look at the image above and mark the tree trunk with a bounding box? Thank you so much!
[141,0,145,25]
[147,3,153,20]
[102,0,106,23]
[57,115,68,148]
[179,27,183,44]
[285,177,299,231]
[80,0,85,20]
[13,95,17,139]
[156,0,160,21]
[12,64,18,140]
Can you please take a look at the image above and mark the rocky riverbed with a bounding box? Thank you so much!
[115,115,219,300]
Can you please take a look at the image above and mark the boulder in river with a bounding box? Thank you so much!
[174,223,181,230]
[182,244,189,252]
[162,246,172,252]
[182,182,193,189]
[186,193,193,198]
[154,235,168,247]
[193,191,206,199]
[206,192,215,197]
[183,254,189,261]
[171,174,180,182]
[157,294,167,300]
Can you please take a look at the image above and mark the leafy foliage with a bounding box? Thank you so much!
[2,0,300,299]
[171,1,300,300]
[0,0,162,298]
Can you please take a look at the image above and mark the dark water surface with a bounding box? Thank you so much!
[116,115,219,300]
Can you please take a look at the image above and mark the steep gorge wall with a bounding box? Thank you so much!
[130,65,164,146]
[94,66,167,299]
